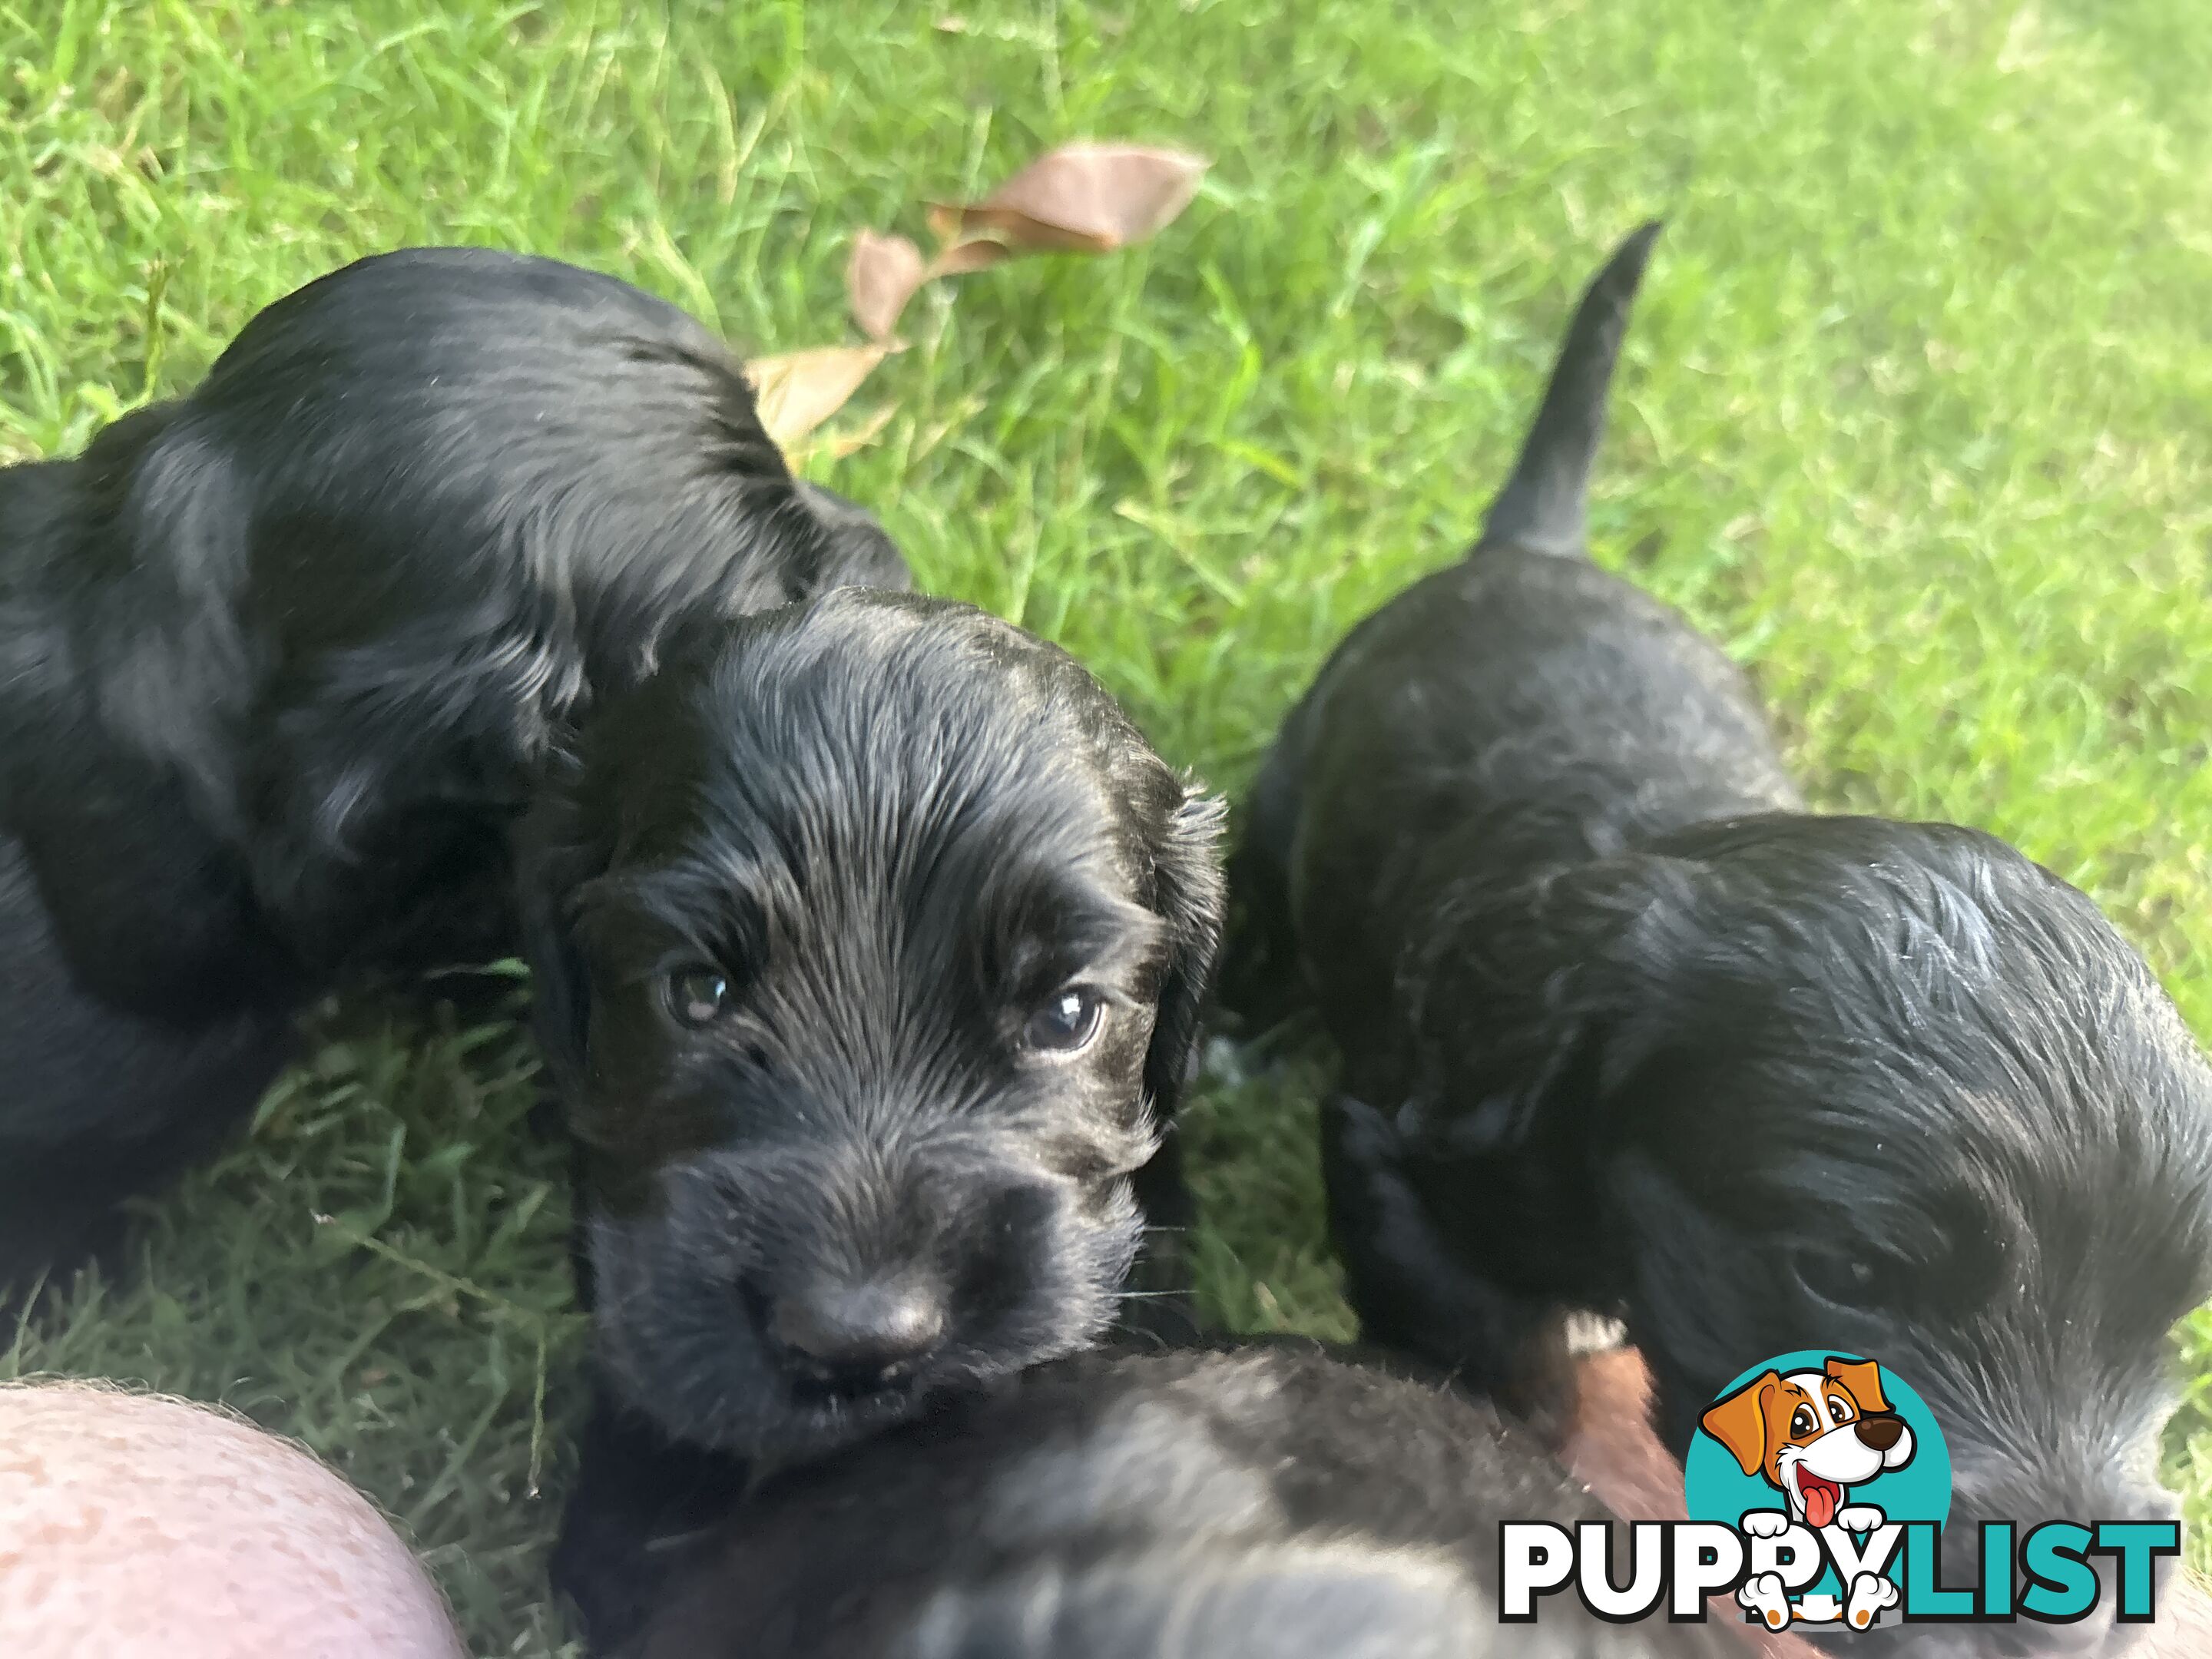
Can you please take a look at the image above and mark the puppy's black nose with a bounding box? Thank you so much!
[1855,1414,1904,1452]
[767,1277,946,1392]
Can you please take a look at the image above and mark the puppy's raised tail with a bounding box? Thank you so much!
[1475,219,1662,560]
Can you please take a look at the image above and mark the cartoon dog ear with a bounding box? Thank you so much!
[1700,1371,1784,1478]
[1141,782,1228,1123]
[1825,1356,1892,1417]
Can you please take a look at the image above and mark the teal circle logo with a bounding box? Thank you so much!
[1685,1353,1951,1625]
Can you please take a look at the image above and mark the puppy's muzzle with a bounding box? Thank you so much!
[758,1273,949,1399]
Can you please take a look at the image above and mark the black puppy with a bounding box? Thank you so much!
[0,247,906,1277]
[1224,224,2212,1654]
[631,1342,1737,1659]
[518,585,1225,1647]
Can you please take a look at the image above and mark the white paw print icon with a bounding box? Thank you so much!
[1846,1571,1902,1629]
[1738,1571,1793,1631]
[1740,1509,1793,1539]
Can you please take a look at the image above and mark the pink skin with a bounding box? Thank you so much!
[0,1384,465,1659]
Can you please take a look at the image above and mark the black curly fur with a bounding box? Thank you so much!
[1220,224,2212,1657]
[0,247,908,1278]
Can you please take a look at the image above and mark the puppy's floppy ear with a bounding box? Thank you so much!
[1700,1371,1783,1478]
[1141,782,1228,1121]
[515,747,609,1090]
[1402,850,1708,1156]
[1825,1356,1892,1417]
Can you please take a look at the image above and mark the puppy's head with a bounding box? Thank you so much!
[522,589,1224,1459]
[1416,813,2212,1628]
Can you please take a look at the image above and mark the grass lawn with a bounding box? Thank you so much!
[6,0,2212,1650]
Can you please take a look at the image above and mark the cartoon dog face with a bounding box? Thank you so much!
[1700,1357,1915,1529]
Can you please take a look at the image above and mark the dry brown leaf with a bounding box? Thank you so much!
[846,230,928,343]
[816,401,899,461]
[926,142,1207,257]
[747,344,895,449]
[926,237,1015,277]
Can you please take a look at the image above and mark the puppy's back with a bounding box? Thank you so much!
[189,248,841,630]
[1300,223,1799,855]
[892,1546,1493,1659]
[6,248,908,981]
[635,1345,1734,1659]
[1225,226,1798,1047]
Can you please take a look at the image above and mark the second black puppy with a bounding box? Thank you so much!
[521,587,1225,1647]
[1224,224,2212,1656]
[0,247,904,1279]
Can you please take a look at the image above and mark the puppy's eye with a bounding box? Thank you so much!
[1790,1248,1899,1312]
[1829,1396,1853,1426]
[667,968,733,1028]
[1791,1406,1817,1438]
[1025,988,1104,1054]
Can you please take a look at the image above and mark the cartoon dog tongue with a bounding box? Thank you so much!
[1802,1474,1841,1528]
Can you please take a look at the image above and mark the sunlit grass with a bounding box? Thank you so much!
[5,0,2210,1646]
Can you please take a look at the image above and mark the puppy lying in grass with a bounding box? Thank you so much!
[518,588,1225,1647]
[1220,223,2212,1656]
[630,1341,1737,1659]
[635,1342,2212,1659]
[0,247,904,1280]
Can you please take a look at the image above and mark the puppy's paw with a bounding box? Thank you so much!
[1835,1504,1885,1533]
[1845,1572,1900,1630]
[1737,1571,1792,1631]
[1740,1508,1792,1539]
